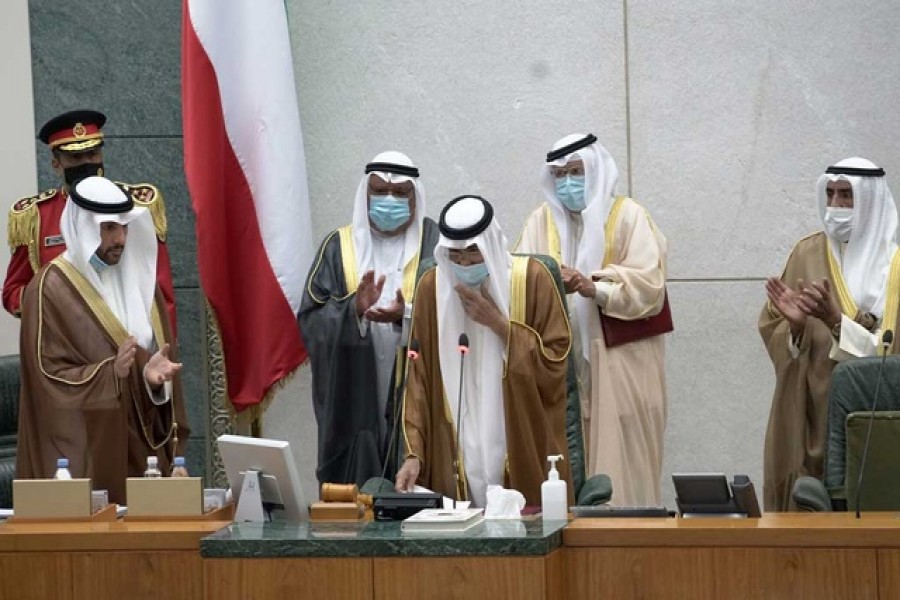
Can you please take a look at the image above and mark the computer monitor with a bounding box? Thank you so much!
[217,434,308,522]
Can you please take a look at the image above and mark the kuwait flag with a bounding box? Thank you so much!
[182,0,312,412]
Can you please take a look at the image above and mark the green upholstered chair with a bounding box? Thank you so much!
[0,355,20,509]
[792,356,900,512]
[370,255,612,505]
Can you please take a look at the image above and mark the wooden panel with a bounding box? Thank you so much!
[879,550,900,600]
[566,547,878,600]
[72,550,201,600]
[545,549,566,599]
[564,513,900,548]
[375,555,550,600]
[0,553,72,600]
[0,519,230,552]
[204,557,373,600]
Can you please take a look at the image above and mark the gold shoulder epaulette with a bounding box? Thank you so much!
[8,189,56,250]
[117,181,168,242]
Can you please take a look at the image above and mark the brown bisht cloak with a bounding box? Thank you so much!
[16,257,189,505]
[402,257,574,506]
[759,232,900,511]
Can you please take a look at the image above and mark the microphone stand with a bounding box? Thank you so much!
[454,333,469,509]
[379,341,420,494]
[854,329,893,518]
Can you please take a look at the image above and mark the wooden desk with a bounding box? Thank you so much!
[0,519,231,600]
[564,513,900,599]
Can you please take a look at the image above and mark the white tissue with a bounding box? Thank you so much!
[483,485,525,519]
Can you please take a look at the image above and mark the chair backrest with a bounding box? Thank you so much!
[517,254,586,498]
[825,356,900,510]
[0,355,20,508]
[845,411,900,511]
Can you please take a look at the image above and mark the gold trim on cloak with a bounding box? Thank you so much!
[824,243,900,355]
[338,224,423,300]
[50,257,177,451]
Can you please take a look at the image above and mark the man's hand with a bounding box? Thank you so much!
[143,343,183,391]
[114,337,138,379]
[560,266,580,294]
[355,270,386,317]
[455,282,510,339]
[562,266,596,298]
[765,277,807,337]
[797,279,842,329]
[366,288,405,323]
[394,457,421,492]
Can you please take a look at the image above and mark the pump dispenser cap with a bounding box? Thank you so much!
[546,454,563,480]
[147,456,158,466]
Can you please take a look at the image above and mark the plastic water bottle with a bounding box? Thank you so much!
[53,458,72,480]
[170,456,189,478]
[143,456,162,478]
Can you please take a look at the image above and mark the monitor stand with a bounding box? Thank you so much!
[235,469,266,522]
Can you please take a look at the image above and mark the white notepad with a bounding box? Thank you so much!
[401,508,484,534]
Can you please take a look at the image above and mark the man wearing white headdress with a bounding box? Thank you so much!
[761,157,900,511]
[516,134,669,506]
[16,176,188,505]
[299,152,440,487]
[396,195,573,507]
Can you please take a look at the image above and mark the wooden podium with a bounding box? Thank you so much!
[563,512,900,599]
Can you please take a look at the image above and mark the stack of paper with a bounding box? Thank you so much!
[401,508,484,534]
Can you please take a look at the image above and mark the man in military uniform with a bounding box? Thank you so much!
[2,110,176,333]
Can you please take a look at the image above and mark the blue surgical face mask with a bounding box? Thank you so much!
[368,195,411,232]
[555,175,586,212]
[450,262,490,287]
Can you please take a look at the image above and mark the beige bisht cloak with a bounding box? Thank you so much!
[517,196,667,506]
[402,257,574,506]
[16,258,189,505]
[759,232,900,511]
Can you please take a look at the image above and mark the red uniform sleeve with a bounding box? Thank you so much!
[2,245,34,317]
[155,239,178,339]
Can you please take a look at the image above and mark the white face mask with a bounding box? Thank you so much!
[824,207,854,242]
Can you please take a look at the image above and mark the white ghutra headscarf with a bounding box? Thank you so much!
[540,133,619,361]
[61,176,158,348]
[350,151,427,288]
[816,157,898,317]
[434,195,511,507]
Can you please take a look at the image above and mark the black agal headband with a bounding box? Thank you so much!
[825,165,885,177]
[546,133,598,163]
[365,162,420,178]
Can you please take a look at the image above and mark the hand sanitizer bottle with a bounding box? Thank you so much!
[143,456,162,478]
[54,458,72,480]
[541,454,567,521]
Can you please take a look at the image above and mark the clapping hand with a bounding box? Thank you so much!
[114,336,138,378]
[355,270,386,316]
[366,288,405,323]
[765,277,807,337]
[796,279,841,329]
[144,343,183,390]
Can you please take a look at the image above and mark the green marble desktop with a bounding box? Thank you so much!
[201,518,567,558]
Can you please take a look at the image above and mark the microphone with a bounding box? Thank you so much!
[854,329,893,518]
[379,340,421,493]
[453,333,469,508]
